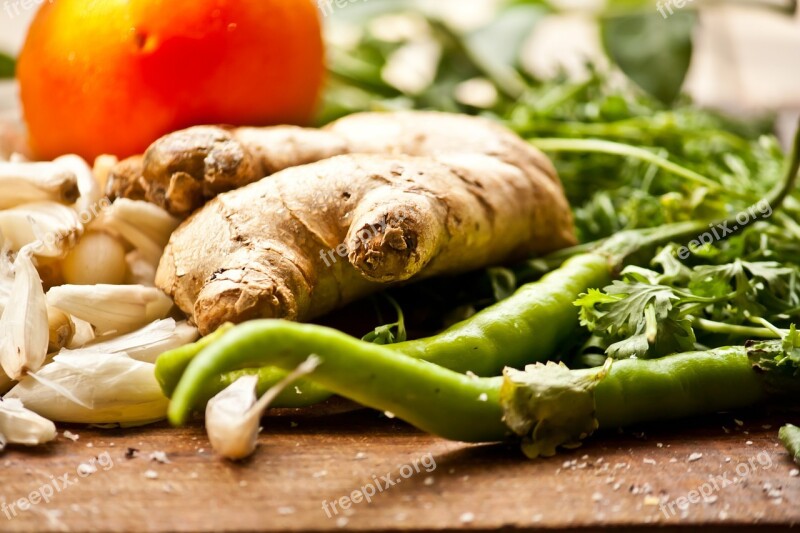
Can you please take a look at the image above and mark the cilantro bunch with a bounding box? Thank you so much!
[576,243,800,359]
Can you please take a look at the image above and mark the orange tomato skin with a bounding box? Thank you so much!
[17,0,324,161]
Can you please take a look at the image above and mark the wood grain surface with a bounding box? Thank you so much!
[1,405,798,532]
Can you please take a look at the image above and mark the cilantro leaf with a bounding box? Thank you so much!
[575,269,691,359]
[598,278,679,337]
[574,288,620,331]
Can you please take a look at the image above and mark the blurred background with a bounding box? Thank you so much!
[2,0,799,134]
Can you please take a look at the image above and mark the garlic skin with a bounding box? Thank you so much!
[0,397,57,449]
[47,307,76,353]
[125,251,158,286]
[46,284,173,336]
[6,352,168,426]
[91,155,118,193]
[69,318,199,363]
[0,247,49,380]
[0,371,14,396]
[0,270,11,315]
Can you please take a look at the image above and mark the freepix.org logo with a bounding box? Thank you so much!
[3,0,54,20]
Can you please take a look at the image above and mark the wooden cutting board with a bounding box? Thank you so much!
[1,406,798,531]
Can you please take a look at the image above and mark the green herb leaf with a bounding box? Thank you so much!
[601,11,695,104]
[575,288,620,331]
[598,277,679,337]
[363,295,407,345]
[651,244,692,284]
[782,324,800,364]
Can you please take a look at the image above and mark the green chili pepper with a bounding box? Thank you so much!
[169,321,508,442]
[168,321,799,457]
[154,322,332,407]
[391,253,612,373]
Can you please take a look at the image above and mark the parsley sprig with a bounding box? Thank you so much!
[576,253,800,359]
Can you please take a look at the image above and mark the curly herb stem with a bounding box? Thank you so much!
[531,138,727,191]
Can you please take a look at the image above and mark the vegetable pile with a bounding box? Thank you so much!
[159,3,800,460]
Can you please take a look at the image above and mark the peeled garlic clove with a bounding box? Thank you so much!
[0,202,83,258]
[46,284,173,336]
[62,231,128,286]
[0,247,49,380]
[0,397,57,449]
[5,352,168,426]
[205,375,260,460]
[206,356,320,460]
[0,161,79,209]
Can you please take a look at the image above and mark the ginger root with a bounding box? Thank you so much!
[158,152,575,335]
[108,112,561,218]
[113,111,577,333]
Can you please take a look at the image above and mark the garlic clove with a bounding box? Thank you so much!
[0,247,49,380]
[205,375,260,461]
[206,356,320,460]
[67,318,199,363]
[0,161,79,209]
[0,397,57,449]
